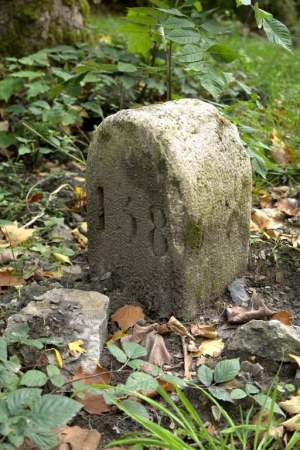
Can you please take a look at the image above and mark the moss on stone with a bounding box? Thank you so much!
[184,219,203,248]
[78,0,90,23]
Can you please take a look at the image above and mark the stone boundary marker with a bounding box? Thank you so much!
[87,99,252,319]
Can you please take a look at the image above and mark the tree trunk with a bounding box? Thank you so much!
[0,0,90,58]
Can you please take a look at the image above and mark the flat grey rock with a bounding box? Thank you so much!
[227,320,300,361]
[6,289,109,372]
[87,99,251,319]
[228,279,250,307]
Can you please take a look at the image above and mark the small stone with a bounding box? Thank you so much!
[100,271,111,281]
[241,360,264,377]
[51,305,58,310]
[228,279,250,307]
[275,272,285,284]
[48,223,74,245]
[227,320,300,362]
[50,298,61,305]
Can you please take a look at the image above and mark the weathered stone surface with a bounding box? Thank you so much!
[6,289,109,372]
[228,279,250,307]
[227,320,300,361]
[87,99,252,319]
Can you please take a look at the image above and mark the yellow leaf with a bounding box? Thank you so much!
[53,253,72,265]
[107,330,128,344]
[199,339,224,357]
[282,412,300,431]
[72,222,88,244]
[290,354,300,367]
[68,340,87,356]
[48,348,63,369]
[279,396,300,415]
[75,185,85,196]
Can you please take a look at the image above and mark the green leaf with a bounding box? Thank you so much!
[162,17,195,28]
[25,82,50,99]
[120,400,149,419]
[185,61,204,71]
[4,104,27,114]
[251,154,267,178]
[117,24,150,34]
[253,394,284,415]
[25,427,58,450]
[0,366,19,390]
[157,8,186,16]
[127,359,161,376]
[128,7,164,16]
[0,338,7,362]
[118,62,138,73]
[199,20,232,35]
[5,355,20,373]
[124,15,157,25]
[19,145,32,155]
[175,44,203,62]
[12,70,44,80]
[46,365,60,377]
[263,18,292,51]
[253,4,272,28]
[128,34,153,54]
[197,365,213,386]
[230,389,247,400]
[208,387,233,402]
[150,0,169,7]
[0,78,23,102]
[199,65,225,98]
[6,388,42,415]
[159,374,186,387]
[32,395,82,427]
[125,372,158,391]
[166,29,200,44]
[214,358,240,383]
[50,375,65,387]
[20,370,48,387]
[245,384,260,395]
[207,45,242,63]
[236,0,251,5]
[51,72,87,96]
[8,433,24,448]
[122,342,147,359]
[107,344,127,363]
[4,324,29,343]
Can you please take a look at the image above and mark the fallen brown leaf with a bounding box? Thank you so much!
[131,323,157,343]
[271,186,290,200]
[181,336,193,379]
[111,305,145,330]
[1,222,37,245]
[62,426,101,450]
[227,290,274,324]
[199,339,224,357]
[276,198,300,217]
[0,268,25,287]
[141,330,171,366]
[272,310,292,326]
[158,316,195,340]
[72,365,110,415]
[272,147,292,166]
[282,413,300,431]
[260,194,273,209]
[279,396,300,415]
[0,249,22,264]
[251,210,282,231]
[190,324,217,339]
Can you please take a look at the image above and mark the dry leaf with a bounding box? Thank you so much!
[158,316,194,340]
[282,413,300,431]
[290,354,300,367]
[1,222,37,245]
[0,268,25,287]
[227,290,274,323]
[279,396,300,415]
[107,329,128,344]
[72,365,110,415]
[45,348,63,369]
[111,305,145,330]
[141,330,171,366]
[250,210,282,231]
[276,198,300,217]
[199,339,224,357]
[190,324,217,339]
[181,336,193,379]
[271,186,290,200]
[0,249,22,264]
[72,222,88,244]
[211,405,221,422]
[68,340,86,356]
[259,194,273,209]
[272,147,292,166]
[131,323,157,343]
[272,310,292,326]
[62,426,101,450]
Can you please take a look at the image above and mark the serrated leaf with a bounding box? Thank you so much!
[128,33,153,54]
[121,400,149,419]
[107,344,127,363]
[118,62,138,73]
[166,29,200,43]
[129,7,164,16]
[0,366,19,390]
[50,375,65,387]
[230,389,247,400]
[207,44,242,63]
[245,384,260,394]
[6,388,42,415]
[197,364,213,386]
[122,342,147,359]
[253,4,272,28]
[46,364,60,377]
[124,15,158,25]
[51,72,87,96]
[0,338,7,362]
[252,155,267,178]
[162,17,195,28]
[199,66,225,98]
[12,70,44,80]
[199,20,232,35]
[20,370,48,387]
[175,44,203,62]
[214,358,240,383]
[25,427,58,450]
[208,387,233,402]
[127,359,161,376]
[157,8,186,16]
[32,395,82,427]
[0,78,23,102]
[125,372,158,391]
[159,374,186,387]
[263,18,292,51]
[253,393,284,415]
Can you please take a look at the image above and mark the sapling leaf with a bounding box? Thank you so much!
[162,17,195,28]
[118,62,138,73]
[31,395,82,427]
[123,15,158,25]
[199,65,225,98]
[230,389,247,400]
[6,388,42,415]
[197,364,213,386]
[157,8,186,17]
[208,387,233,402]
[207,45,243,64]
[263,18,292,51]
[166,29,200,44]
[214,358,240,383]
[107,344,127,363]
[175,44,203,62]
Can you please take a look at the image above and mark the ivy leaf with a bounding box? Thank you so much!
[214,358,240,383]
[162,17,195,28]
[166,29,200,44]
[175,44,203,62]
[199,65,225,98]
[207,45,243,63]
[263,18,292,51]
